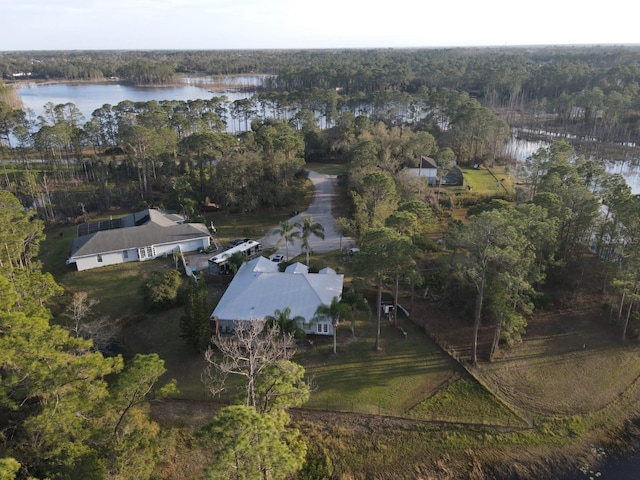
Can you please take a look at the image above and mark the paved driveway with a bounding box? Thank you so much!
[261,170,354,261]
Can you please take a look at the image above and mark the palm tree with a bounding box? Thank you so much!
[334,216,354,252]
[264,307,305,356]
[273,220,300,261]
[340,289,370,336]
[313,296,352,354]
[296,216,325,265]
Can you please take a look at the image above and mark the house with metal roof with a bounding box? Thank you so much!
[210,256,344,336]
[67,209,211,271]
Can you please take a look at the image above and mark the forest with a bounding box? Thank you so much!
[1,46,640,479]
[4,46,640,142]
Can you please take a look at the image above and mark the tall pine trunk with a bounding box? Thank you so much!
[374,276,382,351]
[472,277,485,365]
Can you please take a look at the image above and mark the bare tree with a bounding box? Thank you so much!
[203,320,298,410]
[66,291,119,351]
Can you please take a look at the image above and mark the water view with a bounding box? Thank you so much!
[15,76,262,128]
[17,81,640,192]
[507,134,640,194]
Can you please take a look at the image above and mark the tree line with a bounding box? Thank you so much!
[0,84,510,222]
[0,190,181,479]
[4,47,640,142]
[342,134,640,362]
[0,187,317,479]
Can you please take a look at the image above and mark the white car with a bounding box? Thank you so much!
[271,254,285,263]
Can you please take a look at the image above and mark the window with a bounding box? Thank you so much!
[97,254,103,263]
[317,323,328,333]
[138,246,156,260]
[317,324,323,334]
[123,250,129,259]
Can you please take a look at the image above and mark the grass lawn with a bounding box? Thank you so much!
[299,311,518,424]
[461,165,514,196]
[301,316,458,417]
[439,165,515,202]
[123,304,214,400]
[408,377,525,426]
[101,262,519,426]
[304,161,348,176]
[478,310,640,418]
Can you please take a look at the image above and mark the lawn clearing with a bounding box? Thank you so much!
[305,162,347,176]
[461,166,512,195]
[58,258,177,320]
[123,304,213,400]
[123,295,477,420]
[408,377,525,426]
[301,314,464,418]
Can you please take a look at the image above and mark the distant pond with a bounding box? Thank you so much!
[15,75,266,131]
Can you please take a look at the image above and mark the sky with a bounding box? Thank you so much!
[1,0,638,51]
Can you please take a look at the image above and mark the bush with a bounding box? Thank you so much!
[140,269,185,311]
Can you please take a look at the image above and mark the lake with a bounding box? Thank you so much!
[561,445,640,480]
[15,76,262,132]
[506,132,640,194]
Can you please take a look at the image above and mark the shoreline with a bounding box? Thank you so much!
[6,73,269,92]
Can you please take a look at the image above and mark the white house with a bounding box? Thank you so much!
[67,209,211,271]
[407,156,439,185]
[210,256,344,336]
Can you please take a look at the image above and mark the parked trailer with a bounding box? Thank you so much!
[208,239,263,275]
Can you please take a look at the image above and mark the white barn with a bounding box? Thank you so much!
[67,209,211,271]
[407,156,439,185]
[211,256,344,336]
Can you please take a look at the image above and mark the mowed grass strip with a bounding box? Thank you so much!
[408,377,525,426]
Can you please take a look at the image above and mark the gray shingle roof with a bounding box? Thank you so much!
[70,209,210,258]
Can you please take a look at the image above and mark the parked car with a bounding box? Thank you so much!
[271,254,285,263]
[225,238,251,249]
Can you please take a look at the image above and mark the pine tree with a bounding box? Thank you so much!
[179,276,211,352]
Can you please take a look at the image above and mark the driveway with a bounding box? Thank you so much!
[261,170,354,261]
